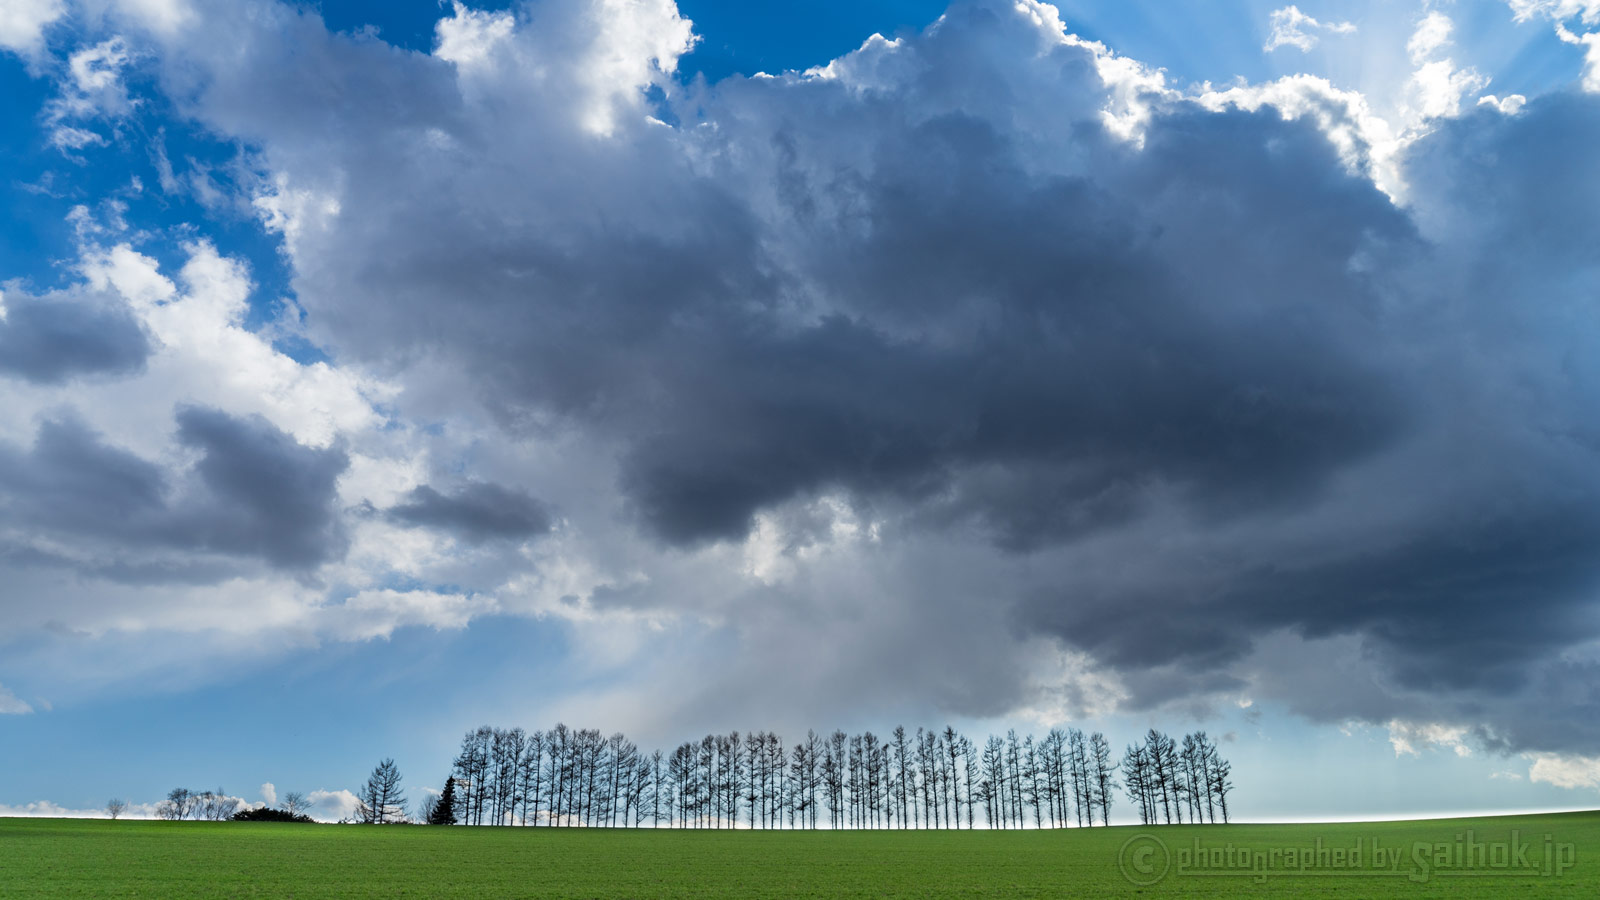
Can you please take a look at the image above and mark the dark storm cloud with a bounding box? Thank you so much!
[0,408,348,576]
[999,93,1600,752]
[622,105,1412,546]
[0,290,150,384]
[1020,491,1600,693]
[387,481,552,543]
[174,406,350,568]
[0,417,169,535]
[224,9,1411,550]
[94,0,1600,753]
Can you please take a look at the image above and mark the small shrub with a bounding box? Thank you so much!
[231,807,315,823]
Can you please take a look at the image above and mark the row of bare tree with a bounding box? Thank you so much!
[152,788,238,821]
[1121,730,1232,825]
[147,787,315,821]
[420,724,1232,828]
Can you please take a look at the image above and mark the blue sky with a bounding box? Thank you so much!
[3,0,1600,824]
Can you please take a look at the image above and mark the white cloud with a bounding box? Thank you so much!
[108,0,194,36]
[1408,10,1455,64]
[1264,5,1356,53]
[49,125,105,151]
[0,800,161,818]
[307,789,360,821]
[740,495,874,586]
[0,683,34,714]
[1555,22,1600,91]
[1387,720,1473,758]
[252,173,341,260]
[1508,0,1600,25]
[259,782,277,807]
[0,0,64,57]
[1403,12,1488,121]
[320,589,498,642]
[68,36,131,97]
[1478,93,1528,114]
[44,37,135,160]
[1176,8,1490,202]
[1198,74,1402,193]
[991,0,1172,144]
[1408,57,1489,119]
[433,1,514,69]
[435,0,698,135]
[0,234,433,649]
[1527,752,1600,790]
[574,0,698,133]
[71,240,385,449]
[1508,0,1600,91]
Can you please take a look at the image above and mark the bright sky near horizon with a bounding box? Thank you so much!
[3,0,1600,824]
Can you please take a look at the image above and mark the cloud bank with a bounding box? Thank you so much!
[2,0,1600,775]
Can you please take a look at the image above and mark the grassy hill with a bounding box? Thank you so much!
[2,810,1595,897]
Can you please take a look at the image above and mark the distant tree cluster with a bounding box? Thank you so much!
[154,788,240,821]
[413,723,1234,828]
[150,787,315,822]
[1121,730,1232,825]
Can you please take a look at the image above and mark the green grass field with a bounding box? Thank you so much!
[3,811,1596,897]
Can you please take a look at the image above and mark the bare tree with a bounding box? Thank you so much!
[1190,732,1216,824]
[415,792,439,824]
[1209,745,1233,824]
[357,758,407,824]
[1065,729,1087,826]
[281,791,313,819]
[982,737,1006,828]
[105,799,127,820]
[156,788,193,821]
[1090,732,1116,827]
[1122,743,1152,825]
[194,789,240,821]
[961,737,978,829]
[649,750,664,827]
[520,731,545,826]
[943,727,964,830]
[823,732,845,829]
[669,742,695,828]
[454,727,491,826]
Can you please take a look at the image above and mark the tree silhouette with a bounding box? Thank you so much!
[281,792,314,819]
[1090,732,1115,826]
[429,776,459,825]
[357,758,406,824]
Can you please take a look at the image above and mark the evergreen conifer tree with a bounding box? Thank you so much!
[429,776,458,825]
